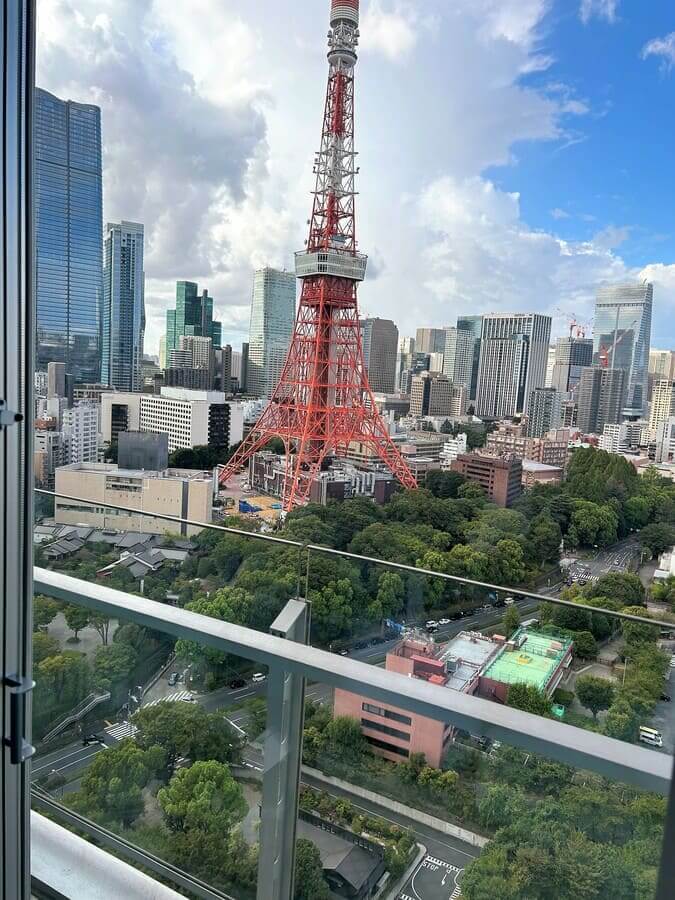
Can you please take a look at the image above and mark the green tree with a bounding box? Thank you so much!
[506,683,550,717]
[575,675,615,721]
[311,578,354,643]
[624,495,651,531]
[478,783,527,830]
[652,575,675,608]
[283,514,335,547]
[502,606,520,638]
[158,760,246,834]
[571,630,597,659]
[457,481,486,503]
[425,470,466,499]
[369,571,405,622]
[294,839,330,900]
[90,614,112,645]
[324,716,367,764]
[63,604,91,641]
[569,500,618,548]
[621,606,659,648]
[133,702,241,776]
[527,513,562,563]
[32,632,60,665]
[35,651,91,706]
[92,642,138,690]
[74,739,164,826]
[639,522,675,556]
[591,573,644,608]
[33,595,60,630]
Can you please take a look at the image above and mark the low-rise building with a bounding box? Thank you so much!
[478,627,573,703]
[485,424,569,468]
[54,463,214,536]
[521,459,564,488]
[439,433,468,469]
[334,632,502,767]
[249,452,396,505]
[450,452,522,507]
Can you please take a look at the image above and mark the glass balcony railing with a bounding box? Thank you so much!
[31,488,674,899]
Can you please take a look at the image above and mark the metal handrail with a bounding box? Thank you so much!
[34,567,673,796]
[36,488,672,629]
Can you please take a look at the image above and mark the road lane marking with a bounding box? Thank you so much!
[32,745,99,774]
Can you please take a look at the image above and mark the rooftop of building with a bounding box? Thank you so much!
[56,462,214,482]
[482,627,572,691]
[521,459,564,472]
[438,631,502,692]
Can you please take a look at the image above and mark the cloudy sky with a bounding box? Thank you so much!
[37,0,675,356]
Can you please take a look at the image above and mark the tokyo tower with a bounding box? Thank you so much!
[219,0,417,508]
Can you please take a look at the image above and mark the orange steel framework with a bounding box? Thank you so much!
[219,0,417,508]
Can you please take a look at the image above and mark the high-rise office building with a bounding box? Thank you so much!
[361,318,398,392]
[61,403,99,464]
[649,379,675,435]
[545,346,556,388]
[527,388,562,438]
[415,327,446,355]
[443,327,474,391]
[475,314,551,418]
[165,281,222,359]
[35,88,103,383]
[576,367,626,434]
[247,268,296,398]
[165,335,215,390]
[550,336,593,395]
[593,282,653,416]
[409,372,453,417]
[649,349,675,381]
[456,316,483,401]
[101,221,145,391]
[241,342,250,393]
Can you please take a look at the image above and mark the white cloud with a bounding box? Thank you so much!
[360,1,422,61]
[642,33,675,72]
[580,0,619,24]
[550,208,570,220]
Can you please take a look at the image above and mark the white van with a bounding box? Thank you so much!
[252,672,267,684]
[504,596,515,606]
[639,726,663,748]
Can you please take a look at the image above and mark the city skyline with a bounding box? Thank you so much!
[36,1,675,356]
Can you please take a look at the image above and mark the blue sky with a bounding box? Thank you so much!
[36,0,675,352]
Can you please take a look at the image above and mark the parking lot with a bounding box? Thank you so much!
[398,853,465,900]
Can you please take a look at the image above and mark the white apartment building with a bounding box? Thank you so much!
[598,423,645,455]
[61,403,99,464]
[649,379,675,436]
[100,388,244,453]
[440,433,468,470]
[655,417,675,464]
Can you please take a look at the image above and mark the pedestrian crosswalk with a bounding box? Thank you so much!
[142,690,195,709]
[104,721,138,742]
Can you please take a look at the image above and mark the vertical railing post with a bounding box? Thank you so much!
[656,755,675,900]
[257,597,309,900]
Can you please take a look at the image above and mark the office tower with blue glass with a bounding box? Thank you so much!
[165,281,222,358]
[247,267,297,398]
[101,221,145,391]
[456,315,483,401]
[593,281,653,417]
[35,88,104,383]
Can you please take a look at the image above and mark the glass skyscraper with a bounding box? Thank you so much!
[592,281,653,416]
[101,221,145,391]
[247,267,297,398]
[457,315,483,401]
[165,281,222,357]
[35,88,103,383]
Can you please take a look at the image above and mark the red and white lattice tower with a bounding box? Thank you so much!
[219,0,417,508]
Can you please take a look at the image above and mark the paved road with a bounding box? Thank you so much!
[31,741,106,783]
[652,669,675,756]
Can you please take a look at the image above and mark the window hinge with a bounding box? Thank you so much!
[4,674,35,764]
[0,399,23,428]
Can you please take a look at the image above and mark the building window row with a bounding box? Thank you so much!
[361,718,410,742]
[364,735,410,758]
[361,702,412,726]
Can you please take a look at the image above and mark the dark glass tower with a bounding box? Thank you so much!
[457,315,483,401]
[35,88,103,383]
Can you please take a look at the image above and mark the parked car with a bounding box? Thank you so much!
[661,693,671,702]
[438,618,451,626]
[82,733,100,746]
[168,673,178,686]
[252,672,267,684]
[229,678,246,689]
[339,648,349,656]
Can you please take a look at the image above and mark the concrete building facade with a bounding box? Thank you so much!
[55,463,213,536]
[649,379,675,436]
[450,452,523,507]
[475,314,551,418]
[576,367,626,434]
[527,387,562,438]
[409,372,453,417]
[360,318,398,393]
[550,336,593,395]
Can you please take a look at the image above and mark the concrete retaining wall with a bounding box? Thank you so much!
[303,766,489,848]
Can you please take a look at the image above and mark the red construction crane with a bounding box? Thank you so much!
[218,0,417,509]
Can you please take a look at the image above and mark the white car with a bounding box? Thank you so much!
[670,657,675,669]
[252,672,267,683]
[425,620,439,628]
[438,618,451,626]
